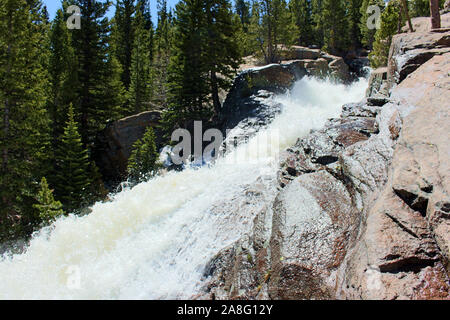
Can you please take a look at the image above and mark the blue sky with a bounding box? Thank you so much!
[43,0,179,24]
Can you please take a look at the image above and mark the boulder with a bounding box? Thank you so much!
[93,111,162,184]
[280,45,321,60]
[391,53,450,268]
[278,114,379,187]
[328,57,351,81]
[366,67,388,98]
[268,171,359,299]
[387,24,450,86]
[443,0,450,14]
[401,12,450,32]
[200,180,278,300]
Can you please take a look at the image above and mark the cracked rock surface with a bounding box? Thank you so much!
[199,19,449,300]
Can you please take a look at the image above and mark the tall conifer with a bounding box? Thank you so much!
[68,0,125,145]
[0,0,51,237]
[129,2,154,113]
[53,105,92,212]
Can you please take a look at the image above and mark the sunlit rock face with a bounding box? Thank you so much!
[202,18,450,300]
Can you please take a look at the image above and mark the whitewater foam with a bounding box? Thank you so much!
[0,77,367,299]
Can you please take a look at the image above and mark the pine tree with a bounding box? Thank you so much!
[248,0,297,63]
[138,0,154,30]
[347,0,364,50]
[204,0,241,115]
[0,0,51,238]
[128,127,159,183]
[163,0,211,131]
[68,0,125,145]
[112,0,136,91]
[128,2,154,114]
[369,0,401,68]
[408,0,446,17]
[311,0,324,47]
[247,0,265,56]
[163,0,241,131]
[153,0,173,109]
[321,0,349,55]
[138,0,155,63]
[53,105,92,212]
[48,6,78,143]
[232,10,251,56]
[33,177,64,224]
[235,0,251,29]
[289,0,313,46]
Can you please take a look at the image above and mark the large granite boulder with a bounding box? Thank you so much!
[93,111,162,184]
[268,171,359,299]
[388,13,450,87]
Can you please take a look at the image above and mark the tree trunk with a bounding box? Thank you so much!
[210,71,221,116]
[401,0,414,32]
[430,0,441,29]
[397,8,403,33]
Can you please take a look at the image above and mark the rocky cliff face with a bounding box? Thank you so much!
[200,17,450,300]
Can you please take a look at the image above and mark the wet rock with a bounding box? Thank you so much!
[340,102,400,205]
[278,115,379,187]
[337,185,446,300]
[200,180,277,300]
[268,171,358,299]
[367,96,390,107]
[280,46,321,60]
[202,22,450,300]
[348,57,370,77]
[341,102,381,118]
[221,50,353,135]
[390,53,450,270]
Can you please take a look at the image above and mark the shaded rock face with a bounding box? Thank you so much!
[201,26,450,300]
[93,111,162,184]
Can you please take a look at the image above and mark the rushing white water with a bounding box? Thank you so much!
[0,77,367,299]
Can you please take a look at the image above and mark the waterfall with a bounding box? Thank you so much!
[0,77,367,299]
